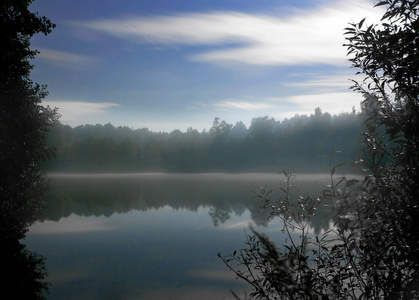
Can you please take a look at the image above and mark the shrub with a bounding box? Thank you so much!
[219,1,419,299]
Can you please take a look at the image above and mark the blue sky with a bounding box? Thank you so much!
[29,0,384,132]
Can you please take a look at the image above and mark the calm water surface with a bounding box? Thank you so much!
[25,173,334,300]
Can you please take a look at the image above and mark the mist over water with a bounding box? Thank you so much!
[26,172,337,299]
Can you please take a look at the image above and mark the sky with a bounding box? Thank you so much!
[29,0,385,133]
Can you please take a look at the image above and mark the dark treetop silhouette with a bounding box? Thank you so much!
[1,1,58,298]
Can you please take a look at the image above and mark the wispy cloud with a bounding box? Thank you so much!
[73,0,383,66]
[270,91,360,120]
[35,48,99,69]
[288,74,357,89]
[214,100,275,110]
[286,92,360,110]
[201,81,359,120]
[43,100,119,125]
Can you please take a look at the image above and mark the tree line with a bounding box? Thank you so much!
[44,108,361,173]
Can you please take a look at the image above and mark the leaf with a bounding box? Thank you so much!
[374,1,388,7]
[344,27,356,32]
[230,289,242,300]
[359,18,366,28]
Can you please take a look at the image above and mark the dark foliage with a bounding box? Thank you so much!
[2,238,49,299]
[219,1,419,299]
[1,0,58,240]
[1,0,57,297]
[344,0,419,296]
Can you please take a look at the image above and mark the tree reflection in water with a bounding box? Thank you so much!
[25,173,339,299]
[40,173,332,235]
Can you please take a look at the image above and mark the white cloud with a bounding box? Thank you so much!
[73,0,384,66]
[270,91,361,120]
[288,74,358,89]
[35,48,99,69]
[214,100,275,110]
[43,100,119,126]
[286,92,360,109]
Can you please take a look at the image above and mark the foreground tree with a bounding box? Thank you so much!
[1,0,57,240]
[340,0,419,297]
[219,1,419,299]
[1,0,58,297]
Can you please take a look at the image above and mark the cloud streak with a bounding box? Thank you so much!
[73,0,383,66]
[268,91,361,121]
[35,48,99,69]
[214,100,275,110]
[43,100,119,125]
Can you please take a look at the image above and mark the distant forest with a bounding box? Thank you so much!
[43,108,362,173]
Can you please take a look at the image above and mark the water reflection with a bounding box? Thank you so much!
[26,173,334,300]
[38,173,332,233]
[28,215,117,234]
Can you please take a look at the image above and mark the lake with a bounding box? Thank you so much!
[25,173,334,300]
